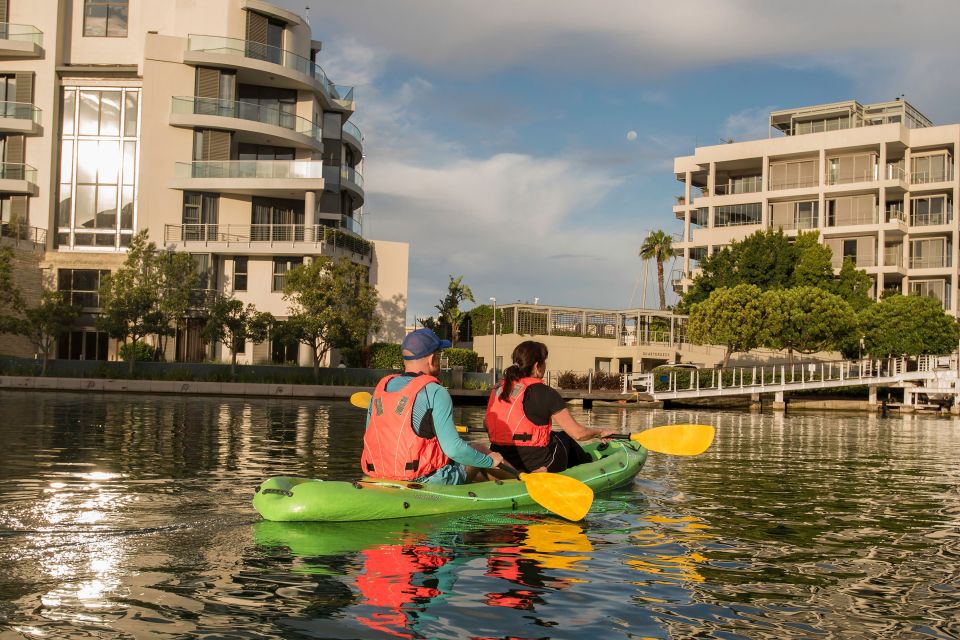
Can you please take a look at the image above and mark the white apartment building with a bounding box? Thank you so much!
[0,0,408,365]
[673,99,958,314]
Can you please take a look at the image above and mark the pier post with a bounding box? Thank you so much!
[750,392,761,411]
[952,394,960,416]
[772,391,786,411]
[868,384,878,410]
[901,389,915,413]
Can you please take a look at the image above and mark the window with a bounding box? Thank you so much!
[272,256,302,292]
[57,331,109,361]
[910,280,949,309]
[770,200,817,230]
[271,337,298,364]
[84,0,128,37]
[826,195,876,226]
[233,256,248,292]
[57,268,110,308]
[911,195,951,226]
[57,87,139,249]
[912,154,951,184]
[252,197,304,241]
[234,337,246,355]
[842,239,857,262]
[910,237,949,269]
[714,203,761,227]
[182,192,219,240]
[769,159,817,190]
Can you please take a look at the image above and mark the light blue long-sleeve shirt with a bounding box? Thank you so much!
[365,375,494,469]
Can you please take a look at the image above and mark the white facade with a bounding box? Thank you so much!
[673,99,958,314]
[0,0,408,364]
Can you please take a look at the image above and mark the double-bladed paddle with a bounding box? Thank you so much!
[348,390,594,521]
[350,392,716,456]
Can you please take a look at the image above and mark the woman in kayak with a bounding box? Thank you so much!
[484,340,615,473]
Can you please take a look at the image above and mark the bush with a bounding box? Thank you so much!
[444,348,479,371]
[119,340,155,362]
[369,343,402,369]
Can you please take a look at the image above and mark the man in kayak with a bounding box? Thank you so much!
[361,328,503,484]
[485,340,616,473]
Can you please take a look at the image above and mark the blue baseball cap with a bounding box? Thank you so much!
[402,328,451,360]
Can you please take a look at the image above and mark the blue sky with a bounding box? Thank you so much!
[279,0,960,323]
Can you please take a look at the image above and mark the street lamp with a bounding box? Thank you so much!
[490,297,497,386]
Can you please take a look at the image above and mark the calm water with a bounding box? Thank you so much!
[1,391,959,639]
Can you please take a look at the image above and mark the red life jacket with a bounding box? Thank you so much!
[486,377,551,447]
[361,374,450,480]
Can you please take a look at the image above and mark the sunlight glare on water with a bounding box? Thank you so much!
[1,391,959,639]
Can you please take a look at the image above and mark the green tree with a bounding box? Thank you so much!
[832,257,874,311]
[687,284,768,367]
[761,287,856,360]
[639,230,675,310]
[152,250,201,360]
[14,291,81,376]
[791,231,834,287]
[0,246,24,334]
[467,303,507,337]
[283,256,381,380]
[200,297,274,375]
[96,231,198,373]
[679,229,794,311]
[435,275,475,344]
[859,294,960,357]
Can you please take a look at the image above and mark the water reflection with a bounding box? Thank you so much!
[2,392,960,638]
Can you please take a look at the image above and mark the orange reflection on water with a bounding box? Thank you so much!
[626,514,713,584]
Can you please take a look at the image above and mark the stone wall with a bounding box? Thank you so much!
[0,237,45,357]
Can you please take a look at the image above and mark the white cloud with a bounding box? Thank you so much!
[719,106,778,143]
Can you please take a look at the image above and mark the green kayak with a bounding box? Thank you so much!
[253,440,647,522]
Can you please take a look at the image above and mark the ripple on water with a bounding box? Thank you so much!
[2,394,960,639]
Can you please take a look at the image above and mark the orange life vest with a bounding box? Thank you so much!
[486,377,551,447]
[361,374,450,480]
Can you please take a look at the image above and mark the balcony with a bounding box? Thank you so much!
[770,216,818,231]
[170,97,321,149]
[185,35,354,111]
[0,163,38,195]
[883,247,903,267]
[825,209,878,228]
[910,211,953,227]
[342,120,363,150]
[911,168,954,185]
[833,254,876,269]
[322,164,365,206]
[826,170,876,186]
[0,101,41,134]
[164,223,372,259]
[910,255,951,269]
[768,177,818,191]
[0,23,43,57]
[714,177,762,195]
[0,222,46,247]
[170,160,325,196]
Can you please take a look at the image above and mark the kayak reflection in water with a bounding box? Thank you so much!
[354,537,455,639]
[361,328,504,485]
[476,519,593,611]
[486,341,616,473]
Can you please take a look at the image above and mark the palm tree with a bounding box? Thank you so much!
[435,275,475,344]
[639,230,674,310]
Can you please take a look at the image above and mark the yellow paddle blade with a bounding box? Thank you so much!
[519,472,594,521]
[349,391,372,409]
[632,424,715,456]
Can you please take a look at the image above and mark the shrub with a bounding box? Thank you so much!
[119,341,155,363]
[369,343,402,369]
[444,347,479,371]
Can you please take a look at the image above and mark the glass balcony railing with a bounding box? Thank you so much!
[826,170,876,185]
[910,254,951,269]
[768,177,818,190]
[911,168,954,184]
[171,97,321,143]
[0,23,43,46]
[910,211,953,227]
[323,165,365,190]
[0,101,41,123]
[886,206,905,223]
[883,248,903,266]
[342,120,362,143]
[0,162,37,182]
[341,165,364,189]
[164,223,372,256]
[714,176,762,195]
[187,35,354,105]
[174,160,324,180]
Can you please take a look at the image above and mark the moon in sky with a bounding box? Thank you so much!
[626,130,638,141]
